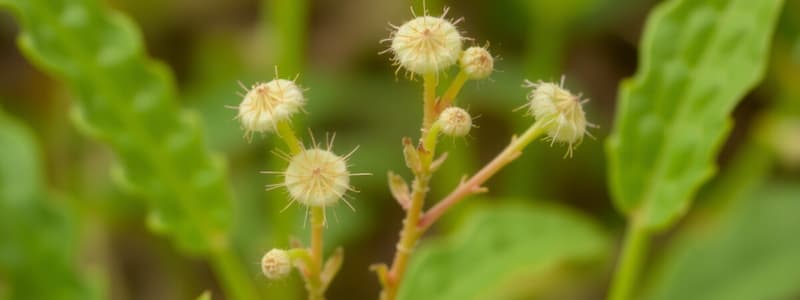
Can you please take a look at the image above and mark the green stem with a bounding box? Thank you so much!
[210,246,262,300]
[437,70,469,112]
[306,206,325,300]
[265,0,308,74]
[380,79,443,300]
[607,216,650,300]
[423,73,438,130]
[276,120,303,154]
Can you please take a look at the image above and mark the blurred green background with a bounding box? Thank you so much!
[1,0,798,299]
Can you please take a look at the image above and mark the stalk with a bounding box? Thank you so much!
[607,215,649,300]
[209,246,262,300]
[419,121,546,230]
[276,120,327,300]
[380,73,440,300]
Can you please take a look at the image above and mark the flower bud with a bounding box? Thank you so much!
[460,46,493,79]
[389,15,463,75]
[237,79,305,137]
[438,107,472,137]
[261,248,291,280]
[525,79,590,157]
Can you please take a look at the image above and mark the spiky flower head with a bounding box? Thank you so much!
[261,248,291,280]
[284,148,350,207]
[237,79,305,138]
[438,106,472,137]
[460,46,494,79]
[387,9,463,75]
[525,78,591,157]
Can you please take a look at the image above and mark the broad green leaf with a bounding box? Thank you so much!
[606,0,784,229]
[644,182,800,300]
[0,0,231,253]
[0,108,96,300]
[398,202,610,300]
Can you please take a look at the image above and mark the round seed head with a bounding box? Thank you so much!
[438,107,472,137]
[390,16,463,75]
[238,79,305,136]
[261,249,291,280]
[460,46,493,79]
[285,148,350,207]
[526,79,590,156]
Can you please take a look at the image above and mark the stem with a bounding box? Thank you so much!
[418,121,546,230]
[265,0,308,74]
[437,70,469,112]
[276,120,303,154]
[382,171,430,300]
[422,73,438,130]
[209,246,262,300]
[607,215,649,300]
[380,81,442,300]
[305,206,325,300]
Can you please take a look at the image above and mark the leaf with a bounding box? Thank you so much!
[606,0,784,229]
[0,108,96,300]
[0,0,231,253]
[398,202,610,300]
[644,182,800,300]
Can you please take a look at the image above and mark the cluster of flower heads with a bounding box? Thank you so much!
[386,8,591,153]
[236,74,369,281]
[385,7,494,80]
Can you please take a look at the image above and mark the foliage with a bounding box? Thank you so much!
[399,202,609,300]
[0,0,231,253]
[606,0,784,230]
[0,108,96,300]
[645,182,800,300]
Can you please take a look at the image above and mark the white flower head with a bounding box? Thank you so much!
[460,46,494,79]
[265,133,370,213]
[236,75,305,140]
[524,77,594,157]
[384,8,464,76]
[437,106,473,137]
[261,248,291,280]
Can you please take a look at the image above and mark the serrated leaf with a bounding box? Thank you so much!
[398,202,610,300]
[644,182,800,300]
[0,108,96,300]
[606,0,784,229]
[0,0,231,253]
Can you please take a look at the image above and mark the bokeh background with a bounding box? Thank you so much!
[1,0,799,299]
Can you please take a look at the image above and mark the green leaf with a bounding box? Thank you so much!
[398,202,610,300]
[0,108,96,300]
[0,0,231,253]
[644,182,800,300]
[606,0,784,229]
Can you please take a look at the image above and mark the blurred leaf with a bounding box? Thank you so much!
[644,182,800,300]
[0,108,96,300]
[0,0,231,253]
[398,201,610,300]
[606,0,784,229]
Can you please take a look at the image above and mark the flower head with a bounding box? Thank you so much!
[437,106,472,137]
[237,78,305,139]
[261,248,291,280]
[460,46,494,79]
[386,9,463,75]
[524,78,592,157]
[265,134,369,211]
